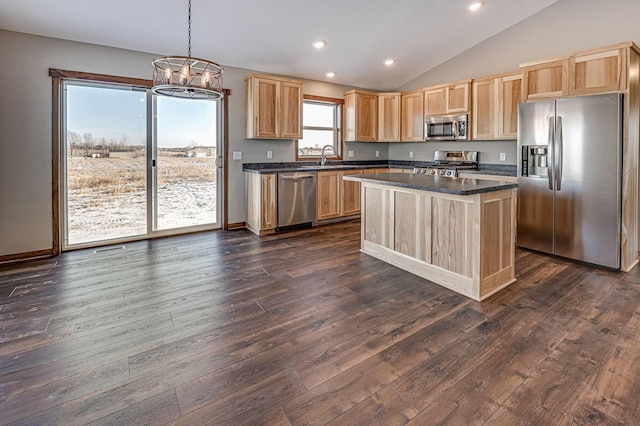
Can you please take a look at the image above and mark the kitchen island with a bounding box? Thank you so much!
[343,173,518,301]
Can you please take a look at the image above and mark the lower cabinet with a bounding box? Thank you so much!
[341,170,363,216]
[246,167,408,235]
[316,170,363,220]
[316,171,342,220]
[245,173,277,235]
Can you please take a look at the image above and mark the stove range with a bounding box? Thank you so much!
[413,150,478,177]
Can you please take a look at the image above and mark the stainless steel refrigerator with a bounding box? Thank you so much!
[517,93,622,269]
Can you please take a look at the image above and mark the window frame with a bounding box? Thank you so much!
[296,95,344,161]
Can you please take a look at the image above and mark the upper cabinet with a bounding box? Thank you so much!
[401,90,424,141]
[472,72,522,140]
[521,58,569,101]
[344,90,378,142]
[377,92,401,142]
[245,74,303,139]
[424,80,471,115]
[522,42,636,101]
[571,45,627,95]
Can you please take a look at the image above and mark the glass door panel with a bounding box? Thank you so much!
[154,96,220,231]
[64,82,147,247]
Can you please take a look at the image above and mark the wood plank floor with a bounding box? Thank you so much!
[1,220,639,425]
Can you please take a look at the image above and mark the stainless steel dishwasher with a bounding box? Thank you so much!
[277,172,317,228]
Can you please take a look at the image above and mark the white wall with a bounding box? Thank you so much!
[389,0,640,166]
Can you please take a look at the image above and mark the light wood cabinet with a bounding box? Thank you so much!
[377,92,401,142]
[424,80,471,115]
[317,170,365,220]
[522,43,636,101]
[245,74,303,139]
[400,90,424,141]
[571,46,627,95]
[472,71,522,140]
[245,173,277,235]
[521,58,569,101]
[344,90,377,142]
[316,171,342,220]
[341,170,363,216]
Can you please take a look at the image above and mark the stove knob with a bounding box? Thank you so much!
[430,169,436,175]
[439,170,446,176]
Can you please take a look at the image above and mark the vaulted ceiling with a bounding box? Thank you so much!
[0,0,560,90]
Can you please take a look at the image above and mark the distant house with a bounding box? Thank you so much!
[109,151,137,158]
[185,147,215,158]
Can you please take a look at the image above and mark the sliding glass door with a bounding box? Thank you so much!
[153,96,220,231]
[62,80,222,250]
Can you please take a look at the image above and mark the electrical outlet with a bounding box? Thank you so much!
[375,150,379,158]
[409,151,414,158]
[348,150,355,158]
[267,150,273,159]
[499,152,506,161]
[232,151,242,160]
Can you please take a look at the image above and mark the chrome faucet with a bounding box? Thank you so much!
[321,145,334,166]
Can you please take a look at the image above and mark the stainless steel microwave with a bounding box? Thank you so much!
[425,114,468,141]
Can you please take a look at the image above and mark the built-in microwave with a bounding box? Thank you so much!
[425,114,468,141]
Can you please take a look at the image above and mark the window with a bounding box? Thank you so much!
[296,97,342,160]
[60,77,222,250]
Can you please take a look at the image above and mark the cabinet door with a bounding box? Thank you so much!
[522,59,569,101]
[377,93,400,141]
[279,81,302,139]
[344,91,377,142]
[401,92,424,141]
[253,78,279,138]
[447,83,470,113]
[317,171,341,220]
[355,93,378,141]
[498,73,522,139]
[260,174,277,230]
[472,78,497,140]
[424,87,447,115]
[341,170,362,216]
[571,48,627,95]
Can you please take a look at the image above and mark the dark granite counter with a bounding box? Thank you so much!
[343,172,517,196]
[242,161,517,177]
[242,161,394,174]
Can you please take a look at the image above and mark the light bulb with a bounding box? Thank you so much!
[467,1,484,11]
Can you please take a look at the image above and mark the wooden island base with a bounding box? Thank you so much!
[352,178,517,301]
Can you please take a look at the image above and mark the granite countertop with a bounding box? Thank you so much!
[242,161,518,177]
[461,166,517,177]
[344,172,518,196]
[242,161,396,174]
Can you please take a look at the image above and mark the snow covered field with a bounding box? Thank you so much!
[66,156,217,245]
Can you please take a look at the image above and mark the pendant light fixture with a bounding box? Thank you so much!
[152,0,224,99]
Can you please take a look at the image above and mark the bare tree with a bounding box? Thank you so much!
[67,130,82,157]
[83,132,94,157]
[119,134,130,150]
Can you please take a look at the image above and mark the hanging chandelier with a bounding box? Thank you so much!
[152,0,224,99]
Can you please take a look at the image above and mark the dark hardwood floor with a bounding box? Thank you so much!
[1,220,639,425]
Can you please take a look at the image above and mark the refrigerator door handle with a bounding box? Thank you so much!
[556,116,563,191]
[547,116,554,190]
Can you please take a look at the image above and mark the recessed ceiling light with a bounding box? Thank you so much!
[384,59,395,66]
[313,40,327,49]
[325,71,336,78]
[467,1,484,11]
